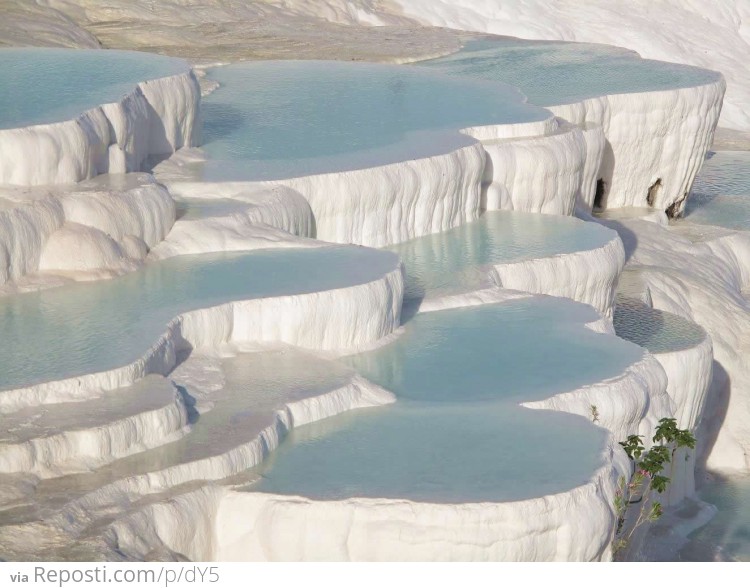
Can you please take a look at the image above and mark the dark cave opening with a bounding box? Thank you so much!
[594,178,606,210]
[647,178,662,207]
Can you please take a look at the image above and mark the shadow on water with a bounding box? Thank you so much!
[199,102,247,144]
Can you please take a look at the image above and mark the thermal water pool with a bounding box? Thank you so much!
[0,348,363,532]
[418,38,721,108]
[680,474,750,561]
[0,246,398,392]
[680,151,750,231]
[613,298,707,355]
[386,210,616,300]
[0,48,189,130]
[191,60,550,181]
[251,299,643,503]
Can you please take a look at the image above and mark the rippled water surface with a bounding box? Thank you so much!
[682,151,750,230]
[614,298,706,354]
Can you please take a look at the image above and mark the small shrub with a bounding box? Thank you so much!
[612,418,696,557]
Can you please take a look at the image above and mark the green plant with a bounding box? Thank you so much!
[612,418,696,557]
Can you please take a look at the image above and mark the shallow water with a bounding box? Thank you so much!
[681,151,750,231]
[0,48,188,130]
[253,401,607,503]
[346,299,643,404]
[387,210,615,299]
[0,246,397,391]
[196,60,549,181]
[64,349,354,482]
[251,300,642,503]
[419,38,720,108]
[614,298,706,354]
[680,475,750,561]
[0,348,359,528]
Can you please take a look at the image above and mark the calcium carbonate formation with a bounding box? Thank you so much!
[0,34,740,562]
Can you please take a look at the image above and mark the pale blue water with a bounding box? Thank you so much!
[680,475,750,561]
[614,298,706,354]
[346,299,643,404]
[0,246,398,392]
[683,151,750,230]
[254,402,607,503]
[387,211,615,299]
[196,60,549,181]
[419,38,721,108]
[0,48,189,130]
[252,300,643,502]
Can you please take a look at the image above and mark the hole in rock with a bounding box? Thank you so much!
[594,178,607,210]
[647,178,662,207]
[666,191,688,219]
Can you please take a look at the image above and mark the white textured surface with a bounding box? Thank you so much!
[391,0,750,133]
[0,365,396,560]
[98,294,674,561]
[654,336,714,433]
[0,260,403,413]
[490,230,625,317]
[602,218,750,471]
[193,320,673,561]
[210,447,628,562]
[0,377,188,478]
[0,69,199,186]
[547,81,725,214]
[159,138,484,248]
[481,124,599,214]
[649,331,712,505]
[255,142,486,247]
[0,175,175,286]
[80,375,394,519]
[0,21,733,560]
[157,117,602,249]
[150,184,316,259]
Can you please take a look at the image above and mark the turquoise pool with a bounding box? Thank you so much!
[418,38,721,108]
[386,210,615,300]
[195,60,550,181]
[0,246,398,392]
[251,299,643,503]
[682,151,750,231]
[0,48,189,130]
